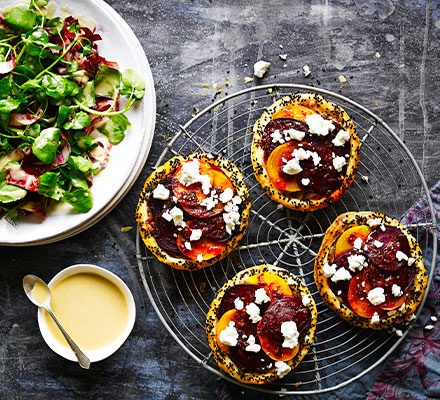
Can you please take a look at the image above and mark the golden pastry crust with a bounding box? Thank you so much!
[314,211,428,329]
[251,93,360,211]
[206,265,317,384]
[136,153,251,270]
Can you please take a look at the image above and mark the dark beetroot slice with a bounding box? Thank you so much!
[363,263,415,293]
[148,176,175,215]
[228,312,273,373]
[261,118,308,160]
[218,283,261,318]
[297,140,348,196]
[364,226,410,272]
[327,248,353,305]
[149,217,181,255]
[184,215,231,243]
[257,296,311,359]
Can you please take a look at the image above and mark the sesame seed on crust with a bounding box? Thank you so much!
[206,265,318,384]
[136,152,251,271]
[251,92,360,211]
[314,211,428,330]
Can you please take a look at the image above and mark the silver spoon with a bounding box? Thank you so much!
[23,274,91,369]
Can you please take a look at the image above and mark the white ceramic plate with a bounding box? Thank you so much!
[37,264,136,363]
[0,0,156,246]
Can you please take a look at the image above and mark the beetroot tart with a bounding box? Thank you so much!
[251,93,359,211]
[206,265,317,384]
[136,153,250,270]
[314,212,428,329]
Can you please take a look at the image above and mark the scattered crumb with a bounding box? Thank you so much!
[375,52,381,59]
[279,387,287,397]
[425,324,434,330]
[199,282,207,293]
[431,316,438,322]
[121,226,133,232]
[268,88,273,94]
[295,382,301,388]
[202,84,210,88]
[279,44,284,49]
[201,94,207,97]
[254,60,270,78]
[279,54,287,61]
[361,175,370,183]
[214,108,218,112]
[277,204,284,210]
[338,75,347,83]
[12,323,19,329]
[340,85,344,89]
[375,101,379,106]
[244,76,254,83]
[191,108,200,117]
[259,259,265,263]
[303,64,311,77]
[395,329,403,337]
[225,77,229,86]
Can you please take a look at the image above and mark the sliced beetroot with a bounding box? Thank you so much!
[218,283,261,318]
[184,215,231,243]
[347,272,383,318]
[327,248,353,305]
[177,187,224,218]
[364,226,410,272]
[148,176,175,215]
[227,311,273,373]
[257,296,311,360]
[363,264,415,294]
[261,118,308,160]
[379,289,409,311]
[149,217,181,255]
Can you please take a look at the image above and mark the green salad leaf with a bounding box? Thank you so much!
[32,127,60,164]
[0,163,28,203]
[94,65,121,97]
[121,69,145,99]
[98,114,131,144]
[63,188,93,213]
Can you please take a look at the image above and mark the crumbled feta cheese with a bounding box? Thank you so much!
[197,254,203,262]
[254,60,270,78]
[347,254,367,272]
[184,241,192,251]
[367,217,382,227]
[408,257,416,266]
[169,207,185,226]
[275,361,292,378]
[333,155,347,172]
[301,178,310,186]
[246,302,262,323]
[395,329,403,337]
[279,54,287,61]
[305,113,335,136]
[302,294,311,306]
[302,64,311,77]
[380,225,386,232]
[190,229,203,241]
[282,157,302,175]
[223,197,241,234]
[219,187,234,204]
[271,129,284,144]
[337,290,342,295]
[245,335,261,353]
[219,321,239,346]
[281,321,299,348]
[254,288,270,305]
[431,316,438,322]
[331,267,352,282]
[371,312,380,324]
[162,211,172,222]
[285,128,305,141]
[396,251,409,262]
[425,324,434,331]
[332,129,350,146]
[367,287,386,305]
[374,240,383,248]
[152,184,170,200]
[338,75,348,83]
[179,160,211,194]
[323,263,337,278]
[234,298,244,310]
[200,190,219,210]
[375,52,381,59]
[391,284,403,297]
[353,237,363,250]
[282,148,321,176]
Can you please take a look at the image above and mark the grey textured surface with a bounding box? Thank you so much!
[0,0,439,399]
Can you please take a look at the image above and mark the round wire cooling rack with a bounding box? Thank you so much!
[136,84,438,395]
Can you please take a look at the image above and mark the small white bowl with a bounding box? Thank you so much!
[37,264,136,363]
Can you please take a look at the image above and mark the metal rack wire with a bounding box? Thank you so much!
[136,84,437,395]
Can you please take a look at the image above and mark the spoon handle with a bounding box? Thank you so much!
[46,306,91,369]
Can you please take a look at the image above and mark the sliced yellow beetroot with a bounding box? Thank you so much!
[335,225,372,256]
[245,272,292,300]
[215,309,240,352]
[347,272,383,318]
[176,230,226,261]
[272,105,315,122]
[266,142,301,192]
